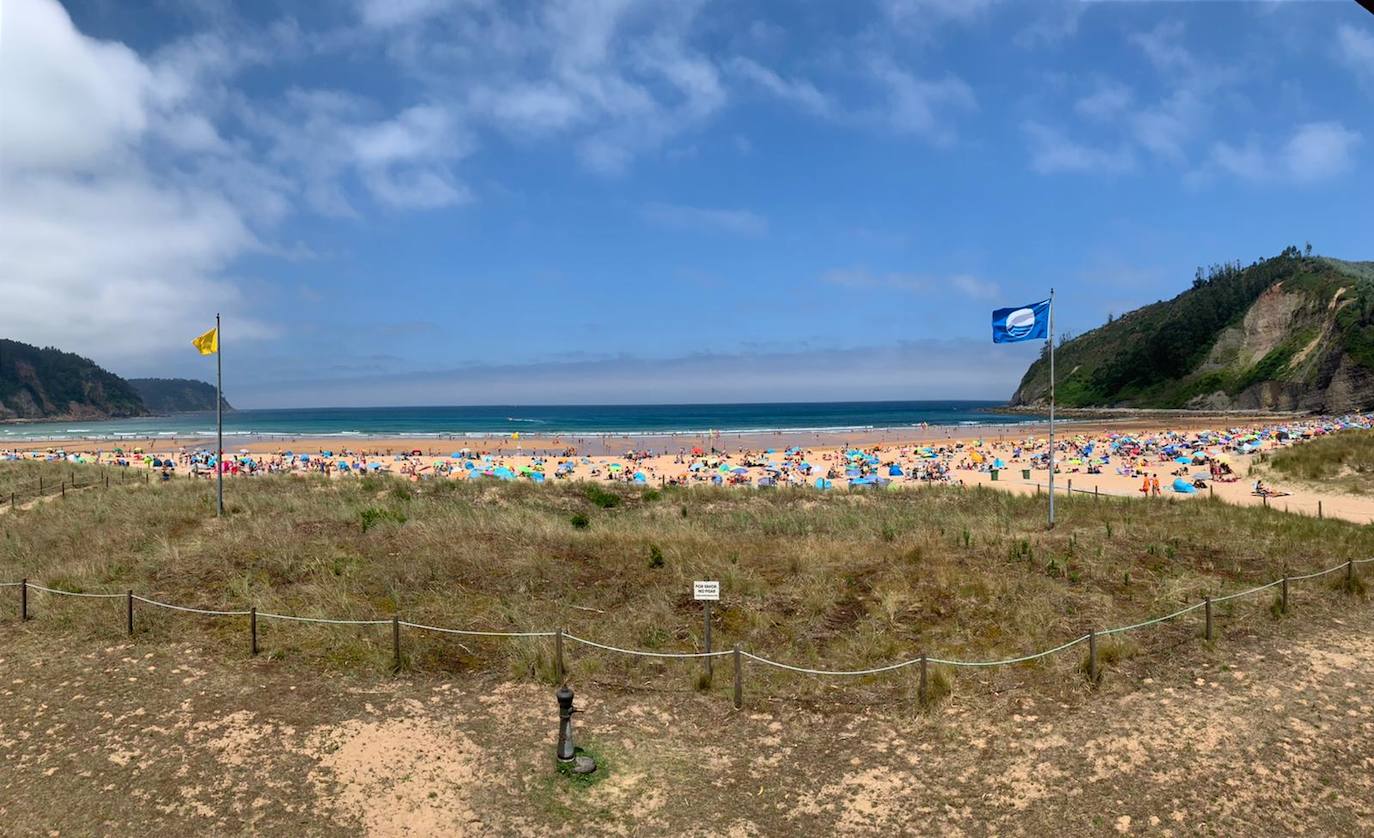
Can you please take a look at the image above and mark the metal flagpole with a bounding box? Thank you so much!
[1047,289,1055,528]
[216,313,223,517]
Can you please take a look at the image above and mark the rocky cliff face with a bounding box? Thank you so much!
[1011,252,1374,412]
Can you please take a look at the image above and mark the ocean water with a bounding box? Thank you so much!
[0,401,1044,442]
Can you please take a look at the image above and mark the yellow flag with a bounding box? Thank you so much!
[192,327,218,355]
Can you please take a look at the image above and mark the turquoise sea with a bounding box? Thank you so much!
[1,401,1045,442]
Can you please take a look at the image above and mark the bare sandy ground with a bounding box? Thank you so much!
[3,589,1371,835]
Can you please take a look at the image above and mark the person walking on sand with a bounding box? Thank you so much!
[1140,475,1150,496]
[1151,474,1161,497]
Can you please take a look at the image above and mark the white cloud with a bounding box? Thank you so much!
[642,203,768,236]
[1209,122,1361,184]
[0,0,479,367]
[1129,20,1195,75]
[0,0,150,171]
[356,0,459,29]
[1023,121,1136,175]
[820,268,1000,300]
[729,57,832,116]
[1015,1,1085,49]
[866,59,976,144]
[0,0,271,362]
[950,275,1002,301]
[1074,80,1133,121]
[1338,24,1374,87]
[881,0,998,27]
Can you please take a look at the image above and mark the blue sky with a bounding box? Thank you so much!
[2,0,1371,407]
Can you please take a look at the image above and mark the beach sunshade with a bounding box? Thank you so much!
[732,467,748,475]
[1171,478,1196,494]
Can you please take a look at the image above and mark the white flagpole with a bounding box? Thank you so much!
[216,312,223,518]
[1047,289,1055,528]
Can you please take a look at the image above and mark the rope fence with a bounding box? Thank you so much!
[7,556,1372,708]
[0,465,138,512]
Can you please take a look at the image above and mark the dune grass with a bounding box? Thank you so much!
[0,459,123,505]
[1259,430,1374,493]
[1,461,1367,700]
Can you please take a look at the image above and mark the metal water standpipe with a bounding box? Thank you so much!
[556,685,578,762]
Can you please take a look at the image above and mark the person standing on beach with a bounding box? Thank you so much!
[1151,474,1161,497]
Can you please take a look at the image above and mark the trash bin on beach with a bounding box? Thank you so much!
[1021,469,1031,480]
[990,469,999,481]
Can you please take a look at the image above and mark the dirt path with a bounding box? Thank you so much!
[2,599,1372,835]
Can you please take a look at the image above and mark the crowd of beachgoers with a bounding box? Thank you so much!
[5,414,1373,499]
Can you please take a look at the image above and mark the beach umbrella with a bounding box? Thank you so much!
[1171,478,1197,494]
[530,472,545,482]
[888,465,903,476]
[1175,456,1191,465]
[731,467,748,475]
[633,471,647,482]
[815,478,832,489]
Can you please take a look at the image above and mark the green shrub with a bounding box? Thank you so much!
[583,484,620,509]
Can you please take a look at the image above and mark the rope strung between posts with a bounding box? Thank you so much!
[742,651,926,676]
[565,632,734,659]
[24,583,124,599]
[1098,601,1205,637]
[1210,578,1284,604]
[131,595,250,616]
[930,634,1093,668]
[401,620,556,639]
[5,555,1370,671]
[255,612,391,626]
[1287,565,1346,582]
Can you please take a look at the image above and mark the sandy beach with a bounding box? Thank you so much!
[7,413,1374,523]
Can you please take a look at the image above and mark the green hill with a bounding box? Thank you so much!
[1011,247,1374,412]
[129,378,232,414]
[0,339,147,421]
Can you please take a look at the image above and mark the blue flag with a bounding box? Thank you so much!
[992,299,1050,343]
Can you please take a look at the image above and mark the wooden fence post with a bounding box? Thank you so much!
[392,615,402,672]
[732,644,743,710]
[555,628,565,683]
[1204,596,1212,642]
[1087,630,1098,686]
[1281,574,1289,614]
[1262,495,1268,509]
[250,607,258,656]
[61,482,65,499]
[918,654,928,706]
[20,578,27,621]
[1318,500,1323,519]
[1346,559,1354,589]
[126,590,134,636]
